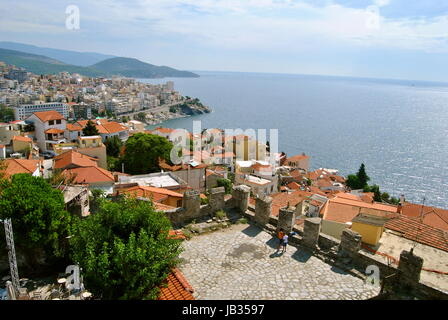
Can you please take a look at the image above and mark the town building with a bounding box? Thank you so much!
[14,102,69,120]
[26,110,67,152]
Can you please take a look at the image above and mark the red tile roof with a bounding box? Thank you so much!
[154,127,176,134]
[385,215,448,253]
[102,122,127,134]
[54,150,98,169]
[3,159,40,178]
[62,166,114,184]
[66,123,82,131]
[287,181,301,190]
[287,153,309,162]
[32,110,64,122]
[269,190,313,216]
[321,193,398,223]
[400,202,448,232]
[158,268,195,300]
[118,186,183,204]
[45,128,64,134]
[12,135,32,142]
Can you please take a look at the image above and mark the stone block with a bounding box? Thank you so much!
[303,217,321,249]
[254,195,272,227]
[277,206,296,234]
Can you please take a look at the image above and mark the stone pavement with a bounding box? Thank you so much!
[179,223,381,300]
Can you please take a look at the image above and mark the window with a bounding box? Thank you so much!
[56,119,61,124]
[49,120,54,125]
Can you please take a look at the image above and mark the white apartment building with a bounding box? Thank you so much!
[26,110,67,151]
[14,102,69,120]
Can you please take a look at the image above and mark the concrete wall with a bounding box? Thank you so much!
[321,219,348,240]
[78,146,108,169]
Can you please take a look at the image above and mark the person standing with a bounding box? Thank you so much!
[282,233,289,252]
[276,228,285,251]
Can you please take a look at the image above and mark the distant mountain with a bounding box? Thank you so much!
[0,41,116,66]
[0,48,106,77]
[91,57,199,78]
[0,46,199,78]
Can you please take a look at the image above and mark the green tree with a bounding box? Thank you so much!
[122,133,173,174]
[136,112,146,122]
[356,163,370,189]
[69,197,182,300]
[0,104,14,122]
[82,120,99,136]
[104,135,123,157]
[89,189,106,214]
[381,192,390,202]
[107,156,122,172]
[0,174,72,264]
[367,184,382,202]
[346,174,361,190]
[217,178,232,194]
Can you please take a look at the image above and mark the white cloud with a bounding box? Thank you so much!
[2,0,448,53]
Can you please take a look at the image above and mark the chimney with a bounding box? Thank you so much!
[399,194,405,205]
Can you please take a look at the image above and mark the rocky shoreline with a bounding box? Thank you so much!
[143,102,212,125]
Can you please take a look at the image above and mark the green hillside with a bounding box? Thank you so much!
[91,57,199,78]
[0,48,199,78]
[0,48,106,77]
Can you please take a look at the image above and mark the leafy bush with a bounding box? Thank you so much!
[217,178,232,194]
[69,197,182,300]
[0,174,72,261]
[215,210,226,220]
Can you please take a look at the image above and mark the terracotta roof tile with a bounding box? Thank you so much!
[45,128,64,134]
[158,268,195,300]
[385,215,448,252]
[54,150,98,169]
[66,123,82,131]
[62,166,114,184]
[3,159,40,178]
[102,122,127,134]
[321,193,398,223]
[287,154,309,162]
[32,110,64,122]
[400,202,448,232]
[270,190,312,216]
[12,135,32,142]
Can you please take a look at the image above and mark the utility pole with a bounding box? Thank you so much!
[411,196,426,252]
[2,218,20,297]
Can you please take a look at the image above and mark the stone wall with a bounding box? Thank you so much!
[338,228,362,259]
[165,187,245,226]
[230,185,250,212]
[277,206,296,233]
[208,187,225,213]
[254,196,272,227]
[302,218,322,250]
[239,204,447,299]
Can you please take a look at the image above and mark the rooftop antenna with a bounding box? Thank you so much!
[411,196,426,253]
[1,218,20,298]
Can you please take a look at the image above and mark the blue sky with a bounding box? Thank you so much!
[0,0,447,81]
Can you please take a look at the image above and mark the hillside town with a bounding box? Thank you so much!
[0,61,210,125]
[0,68,447,301]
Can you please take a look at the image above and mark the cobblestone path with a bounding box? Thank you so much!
[179,224,380,300]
